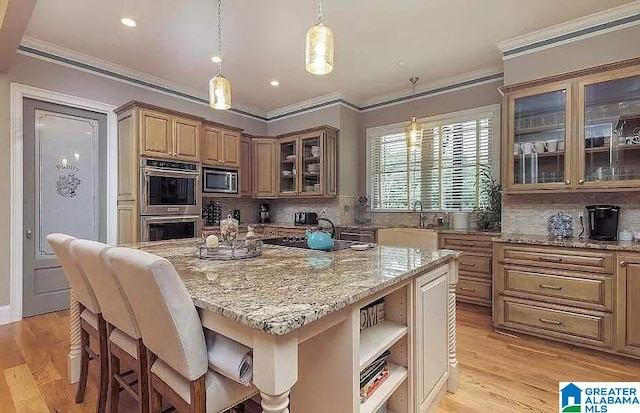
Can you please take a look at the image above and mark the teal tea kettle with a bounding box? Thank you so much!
[305,218,336,251]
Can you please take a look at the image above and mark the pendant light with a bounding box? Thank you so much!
[405,77,423,151]
[305,0,334,75]
[209,0,231,110]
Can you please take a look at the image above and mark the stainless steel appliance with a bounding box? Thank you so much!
[336,227,377,243]
[294,212,318,225]
[259,203,270,223]
[140,215,200,242]
[203,168,238,194]
[586,205,620,241]
[140,157,201,216]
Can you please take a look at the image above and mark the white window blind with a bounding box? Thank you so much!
[368,107,496,211]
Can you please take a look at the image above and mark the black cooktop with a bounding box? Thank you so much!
[262,236,356,251]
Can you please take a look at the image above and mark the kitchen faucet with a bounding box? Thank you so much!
[412,200,427,227]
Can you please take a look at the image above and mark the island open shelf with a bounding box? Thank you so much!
[358,283,411,413]
[360,363,408,413]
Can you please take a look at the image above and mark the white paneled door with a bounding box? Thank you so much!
[22,98,107,317]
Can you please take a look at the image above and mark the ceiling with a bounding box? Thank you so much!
[23,0,633,113]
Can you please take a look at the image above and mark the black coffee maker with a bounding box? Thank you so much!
[586,205,620,241]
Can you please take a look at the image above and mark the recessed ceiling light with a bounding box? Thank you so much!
[211,56,222,64]
[270,80,280,86]
[121,17,139,28]
[396,61,405,67]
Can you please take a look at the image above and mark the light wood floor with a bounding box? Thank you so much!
[1,304,639,412]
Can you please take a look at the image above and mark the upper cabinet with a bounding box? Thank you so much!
[577,68,640,189]
[502,64,640,193]
[252,138,278,198]
[277,127,338,197]
[140,109,201,162]
[202,123,241,168]
[240,136,252,197]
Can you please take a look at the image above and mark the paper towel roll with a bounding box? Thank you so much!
[205,330,253,385]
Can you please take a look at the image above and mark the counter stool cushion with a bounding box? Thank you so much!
[150,360,258,413]
[110,328,139,359]
[81,308,99,330]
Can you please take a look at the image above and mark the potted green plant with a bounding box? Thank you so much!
[475,166,501,232]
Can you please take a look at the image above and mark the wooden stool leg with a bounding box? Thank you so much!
[137,340,149,413]
[75,327,90,403]
[108,346,120,413]
[97,318,109,413]
[150,384,162,413]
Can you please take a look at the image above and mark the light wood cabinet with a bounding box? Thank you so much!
[616,254,640,357]
[493,242,640,359]
[276,126,338,198]
[252,138,278,198]
[202,123,240,168]
[439,233,495,307]
[240,136,252,197]
[173,117,200,161]
[139,109,201,161]
[501,62,640,193]
[141,109,172,158]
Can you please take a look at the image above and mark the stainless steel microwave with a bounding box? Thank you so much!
[202,168,238,194]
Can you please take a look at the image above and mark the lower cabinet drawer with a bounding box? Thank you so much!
[496,297,612,348]
[457,279,491,301]
[499,267,612,311]
[459,255,491,278]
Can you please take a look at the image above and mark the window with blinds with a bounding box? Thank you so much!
[368,107,497,211]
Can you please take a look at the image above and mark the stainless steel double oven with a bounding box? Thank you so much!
[139,157,201,241]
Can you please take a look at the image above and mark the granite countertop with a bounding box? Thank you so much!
[439,229,502,236]
[494,233,640,252]
[128,239,460,336]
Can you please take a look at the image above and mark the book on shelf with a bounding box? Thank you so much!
[360,298,385,330]
[360,366,390,403]
[360,349,391,387]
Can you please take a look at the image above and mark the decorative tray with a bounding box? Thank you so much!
[197,240,263,260]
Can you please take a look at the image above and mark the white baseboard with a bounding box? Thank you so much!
[0,305,12,325]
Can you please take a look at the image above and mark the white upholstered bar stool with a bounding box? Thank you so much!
[105,247,258,413]
[46,233,109,413]
[71,239,149,413]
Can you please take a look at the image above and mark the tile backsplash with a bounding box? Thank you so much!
[202,195,358,226]
[502,192,640,235]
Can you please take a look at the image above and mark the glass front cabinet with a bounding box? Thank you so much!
[503,66,640,193]
[276,127,338,197]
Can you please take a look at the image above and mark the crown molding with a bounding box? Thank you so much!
[360,65,504,111]
[17,36,503,123]
[496,1,640,60]
[18,36,269,121]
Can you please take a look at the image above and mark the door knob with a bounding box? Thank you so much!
[26,228,32,239]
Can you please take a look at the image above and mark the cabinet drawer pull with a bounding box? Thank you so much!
[458,241,475,247]
[539,284,562,291]
[460,262,476,267]
[539,256,563,263]
[459,287,476,292]
[539,317,563,326]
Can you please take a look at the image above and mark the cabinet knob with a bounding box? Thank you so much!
[565,180,571,185]
[578,179,584,185]
[254,191,258,195]
[620,261,628,267]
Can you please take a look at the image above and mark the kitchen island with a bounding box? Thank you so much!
[67,240,460,413]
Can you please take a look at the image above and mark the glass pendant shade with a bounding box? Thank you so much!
[209,74,231,110]
[305,23,334,75]
[406,117,423,151]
